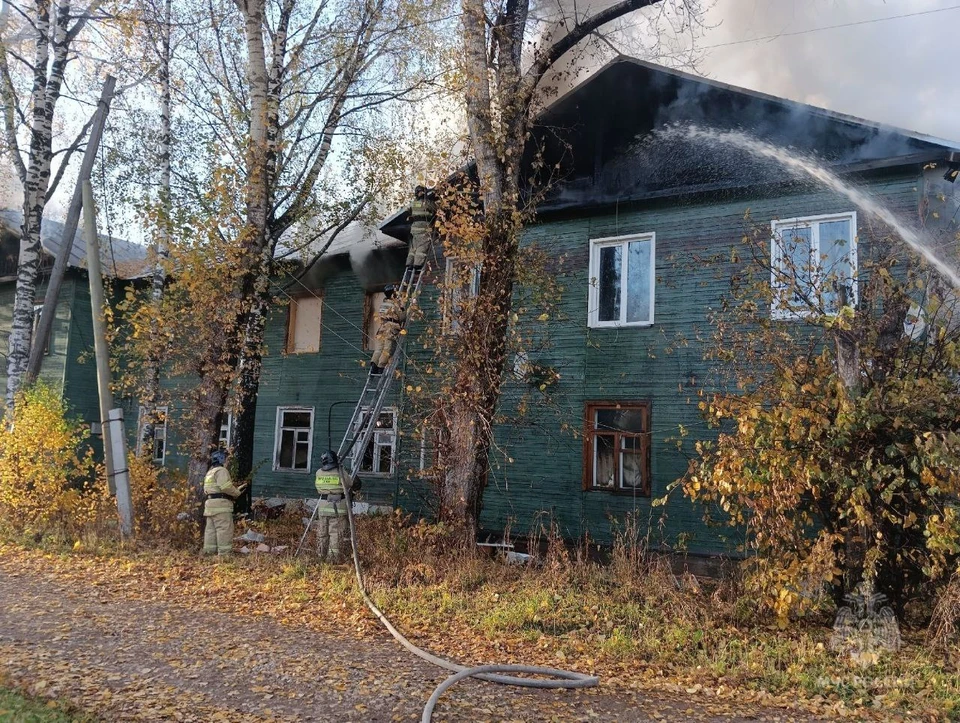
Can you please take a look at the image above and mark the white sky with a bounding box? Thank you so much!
[3,0,957,228]
[693,0,958,142]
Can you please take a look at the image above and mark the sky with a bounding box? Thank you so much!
[2,0,958,227]
[684,0,957,142]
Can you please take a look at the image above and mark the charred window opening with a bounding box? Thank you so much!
[353,407,396,476]
[274,407,313,472]
[583,402,651,496]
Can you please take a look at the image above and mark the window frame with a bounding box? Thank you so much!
[273,406,315,473]
[138,405,168,466]
[285,293,323,354]
[352,406,398,477]
[443,257,481,332]
[770,211,858,320]
[582,401,652,496]
[587,232,656,329]
[219,412,232,450]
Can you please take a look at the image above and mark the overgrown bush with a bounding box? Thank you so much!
[682,215,960,624]
[127,455,197,547]
[0,385,100,540]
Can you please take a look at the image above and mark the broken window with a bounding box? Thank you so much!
[138,406,168,465]
[583,402,651,495]
[352,407,397,476]
[588,233,655,328]
[285,295,322,353]
[274,407,313,472]
[771,212,857,319]
[219,412,232,451]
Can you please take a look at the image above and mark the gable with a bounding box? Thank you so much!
[524,57,959,213]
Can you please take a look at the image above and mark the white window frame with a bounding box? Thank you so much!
[352,406,397,476]
[587,232,656,329]
[219,412,232,449]
[138,405,168,466]
[770,212,858,320]
[273,406,314,472]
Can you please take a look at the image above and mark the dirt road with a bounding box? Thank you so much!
[0,563,821,722]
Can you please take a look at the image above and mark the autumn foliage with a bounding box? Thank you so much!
[0,385,99,539]
[684,219,960,623]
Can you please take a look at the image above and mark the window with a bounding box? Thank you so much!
[444,257,480,331]
[352,407,397,475]
[219,412,232,450]
[583,402,651,495]
[363,290,386,351]
[771,212,857,319]
[274,407,314,471]
[138,406,168,465]
[285,295,322,353]
[588,233,655,328]
[32,304,49,355]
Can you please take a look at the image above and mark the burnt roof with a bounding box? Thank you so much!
[382,56,959,237]
[526,56,958,214]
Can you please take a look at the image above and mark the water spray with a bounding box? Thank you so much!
[665,125,960,290]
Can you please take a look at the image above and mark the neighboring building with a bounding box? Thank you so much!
[112,58,960,555]
[0,209,148,450]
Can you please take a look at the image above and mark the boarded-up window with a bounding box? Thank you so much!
[363,291,386,351]
[583,402,651,496]
[286,295,322,353]
[274,407,313,471]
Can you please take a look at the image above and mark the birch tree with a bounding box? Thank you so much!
[169,0,444,490]
[0,0,104,410]
[439,0,703,541]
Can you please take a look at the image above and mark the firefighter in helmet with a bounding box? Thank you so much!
[313,450,361,563]
[202,450,246,555]
[406,185,435,271]
[370,284,405,375]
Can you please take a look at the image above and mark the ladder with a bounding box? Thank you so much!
[296,263,428,554]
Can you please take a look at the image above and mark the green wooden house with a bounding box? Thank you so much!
[143,58,960,555]
[0,209,148,454]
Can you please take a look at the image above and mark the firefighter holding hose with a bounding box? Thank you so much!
[313,450,361,563]
[202,450,246,555]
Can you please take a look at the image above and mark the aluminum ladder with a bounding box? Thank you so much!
[296,263,428,554]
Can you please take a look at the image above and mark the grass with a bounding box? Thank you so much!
[0,687,93,722]
[4,509,960,720]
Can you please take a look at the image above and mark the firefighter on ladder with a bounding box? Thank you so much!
[370,284,405,375]
[313,450,361,563]
[202,450,246,556]
[406,184,435,271]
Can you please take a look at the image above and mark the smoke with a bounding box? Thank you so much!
[698,0,958,142]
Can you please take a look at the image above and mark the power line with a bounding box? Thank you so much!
[700,4,960,50]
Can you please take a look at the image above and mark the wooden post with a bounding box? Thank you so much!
[26,75,116,383]
[83,180,133,537]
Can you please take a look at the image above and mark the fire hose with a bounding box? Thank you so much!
[337,469,599,722]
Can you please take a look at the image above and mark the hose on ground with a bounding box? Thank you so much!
[338,475,599,722]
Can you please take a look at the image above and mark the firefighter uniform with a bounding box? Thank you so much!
[202,465,243,555]
[371,293,406,372]
[406,187,435,270]
[314,468,349,563]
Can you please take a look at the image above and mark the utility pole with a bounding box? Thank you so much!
[27,76,117,383]
[83,180,133,537]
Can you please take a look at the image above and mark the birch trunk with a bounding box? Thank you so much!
[139,0,173,453]
[5,1,73,410]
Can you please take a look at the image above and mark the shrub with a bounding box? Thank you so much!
[0,384,99,539]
